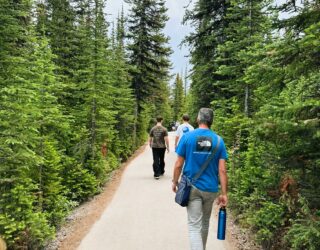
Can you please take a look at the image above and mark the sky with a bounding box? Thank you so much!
[104,0,293,85]
[105,0,194,83]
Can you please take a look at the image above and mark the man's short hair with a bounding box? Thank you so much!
[197,108,214,126]
[182,114,190,122]
[156,116,163,122]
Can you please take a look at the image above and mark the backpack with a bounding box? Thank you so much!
[182,126,189,133]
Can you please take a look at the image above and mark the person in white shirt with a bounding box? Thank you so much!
[175,114,194,150]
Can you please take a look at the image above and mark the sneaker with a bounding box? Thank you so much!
[154,176,160,180]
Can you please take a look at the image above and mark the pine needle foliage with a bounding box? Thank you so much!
[185,0,320,249]
[0,0,56,247]
[171,73,185,122]
[0,0,138,248]
[125,0,172,138]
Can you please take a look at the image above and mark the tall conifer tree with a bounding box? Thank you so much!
[172,73,185,121]
[0,1,55,247]
[126,0,171,108]
[215,0,272,117]
[183,0,230,115]
[30,30,72,226]
[109,10,136,158]
[125,0,172,139]
[71,0,118,183]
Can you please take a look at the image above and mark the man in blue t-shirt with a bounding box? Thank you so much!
[172,108,228,250]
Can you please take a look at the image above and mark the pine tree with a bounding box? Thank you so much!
[36,0,99,201]
[220,1,320,248]
[183,0,230,115]
[125,0,172,139]
[215,0,273,117]
[109,9,136,159]
[172,73,185,121]
[126,0,171,107]
[70,0,119,184]
[39,0,82,127]
[116,7,126,50]
[29,30,72,226]
[210,0,273,155]
[45,0,77,79]
[0,1,55,247]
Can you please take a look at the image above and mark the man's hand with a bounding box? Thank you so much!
[172,181,178,193]
[166,147,169,153]
[218,160,228,207]
[172,156,184,193]
[218,194,228,207]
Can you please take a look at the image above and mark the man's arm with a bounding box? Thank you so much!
[174,136,179,149]
[172,156,184,192]
[174,126,181,149]
[165,136,169,152]
[149,136,153,148]
[218,159,228,206]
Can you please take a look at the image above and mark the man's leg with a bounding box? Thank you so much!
[187,187,204,250]
[152,148,161,177]
[201,191,218,248]
[159,148,166,175]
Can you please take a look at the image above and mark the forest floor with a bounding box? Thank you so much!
[46,142,261,250]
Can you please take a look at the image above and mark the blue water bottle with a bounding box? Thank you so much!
[217,206,226,240]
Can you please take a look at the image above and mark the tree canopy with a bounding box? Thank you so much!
[0,0,319,249]
[185,0,320,249]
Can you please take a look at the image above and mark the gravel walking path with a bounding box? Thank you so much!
[77,132,233,250]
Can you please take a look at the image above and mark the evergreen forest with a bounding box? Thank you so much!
[0,0,319,249]
[184,0,320,249]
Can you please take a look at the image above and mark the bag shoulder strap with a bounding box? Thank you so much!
[192,135,221,183]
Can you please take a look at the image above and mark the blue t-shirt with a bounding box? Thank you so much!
[176,128,228,192]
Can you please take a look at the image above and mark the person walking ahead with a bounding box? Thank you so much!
[172,108,228,250]
[149,116,169,179]
[174,114,194,150]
